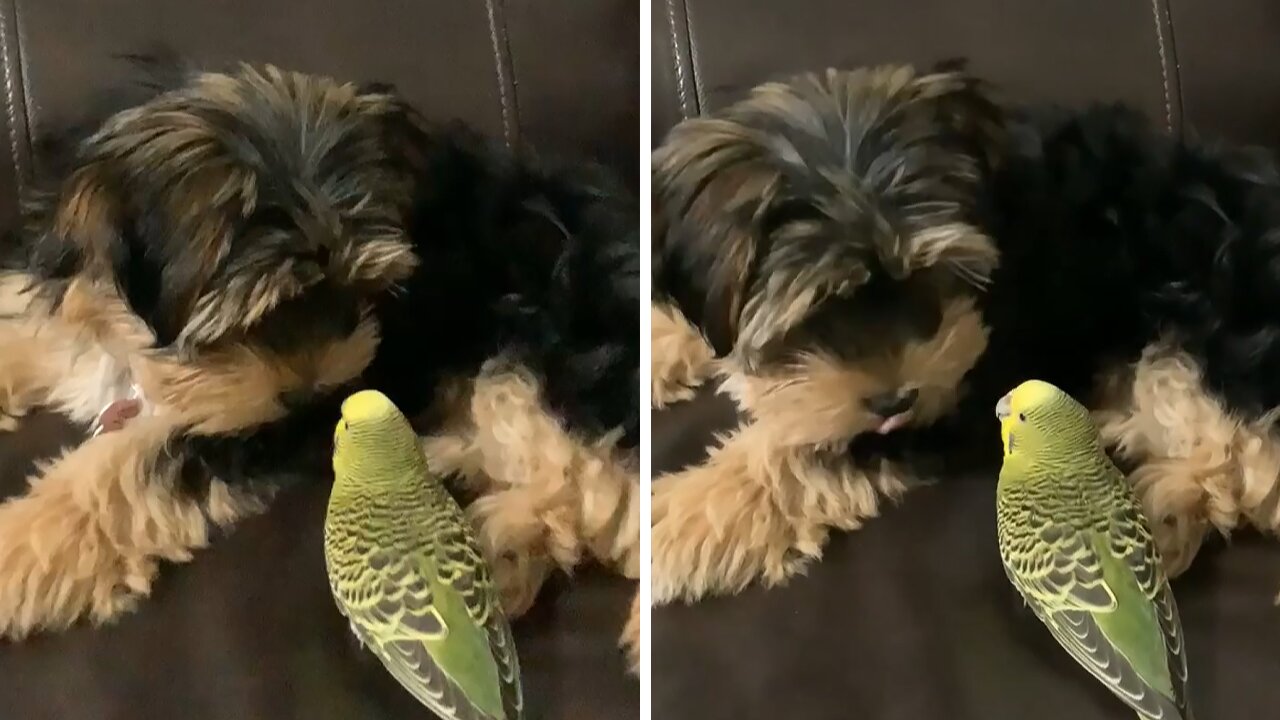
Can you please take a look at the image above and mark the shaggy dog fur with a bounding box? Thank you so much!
[651,63,1280,608]
[0,60,639,662]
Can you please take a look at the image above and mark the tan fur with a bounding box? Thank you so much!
[421,363,640,648]
[652,296,986,604]
[0,415,265,638]
[142,315,381,435]
[0,271,373,636]
[651,420,909,603]
[1093,343,1280,579]
[719,297,988,446]
[0,276,155,426]
[905,221,1000,285]
[0,274,380,435]
[650,301,715,408]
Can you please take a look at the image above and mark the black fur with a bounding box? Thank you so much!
[367,122,640,442]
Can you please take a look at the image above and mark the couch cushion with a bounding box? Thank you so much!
[0,0,638,229]
[654,0,1280,149]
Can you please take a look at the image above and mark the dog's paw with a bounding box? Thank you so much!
[1149,517,1205,579]
[0,494,161,640]
[651,373,705,409]
[0,398,28,433]
[0,547,156,641]
[651,475,807,604]
[650,348,715,409]
[488,550,551,618]
[620,591,641,674]
[651,303,715,409]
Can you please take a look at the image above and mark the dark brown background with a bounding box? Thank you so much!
[0,1,639,718]
[653,1,1280,718]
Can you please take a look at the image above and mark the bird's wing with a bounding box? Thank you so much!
[1103,484,1193,719]
[1002,491,1188,720]
[433,520,524,720]
[1000,502,1117,614]
[331,537,521,720]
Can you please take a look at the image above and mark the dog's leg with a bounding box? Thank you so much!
[651,302,715,409]
[1093,346,1276,577]
[651,420,909,604]
[423,364,640,616]
[0,415,266,638]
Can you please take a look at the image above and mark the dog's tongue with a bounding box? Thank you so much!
[875,413,910,435]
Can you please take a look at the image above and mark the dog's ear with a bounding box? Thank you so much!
[653,119,775,355]
[33,162,181,339]
[30,164,127,283]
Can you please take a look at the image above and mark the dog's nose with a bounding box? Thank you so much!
[866,388,918,418]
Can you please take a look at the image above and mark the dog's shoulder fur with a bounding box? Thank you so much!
[370,121,640,443]
[980,102,1280,419]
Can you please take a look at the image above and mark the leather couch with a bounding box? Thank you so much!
[652,1,1280,718]
[0,1,638,718]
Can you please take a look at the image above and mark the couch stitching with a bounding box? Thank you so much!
[664,0,691,118]
[0,0,21,193]
[684,0,706,112]
[1149,0,1173,132]
[14,0,32,145]
[485,0,519,147]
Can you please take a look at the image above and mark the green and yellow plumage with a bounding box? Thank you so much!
[995,380,1193,720]
[324,390,523,720]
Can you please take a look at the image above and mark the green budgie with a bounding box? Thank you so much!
[325,389,523,720]
[995,379,1193,720]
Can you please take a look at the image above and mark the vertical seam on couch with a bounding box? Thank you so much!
[664,0,696,118]
[485,0,520,148]
[683,0,706,113]
[14,0,31,144]
[1149,0,1184,135]
[1161,0,1184,135]
[0,0,24,194]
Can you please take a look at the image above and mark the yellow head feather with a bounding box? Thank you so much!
[332,389,420,479]
[341,389,400,424]
[995,379,1095,460]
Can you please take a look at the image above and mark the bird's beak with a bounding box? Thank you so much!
[995,393,1011,421]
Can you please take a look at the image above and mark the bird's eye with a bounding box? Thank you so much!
[1018,413,1026,422]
